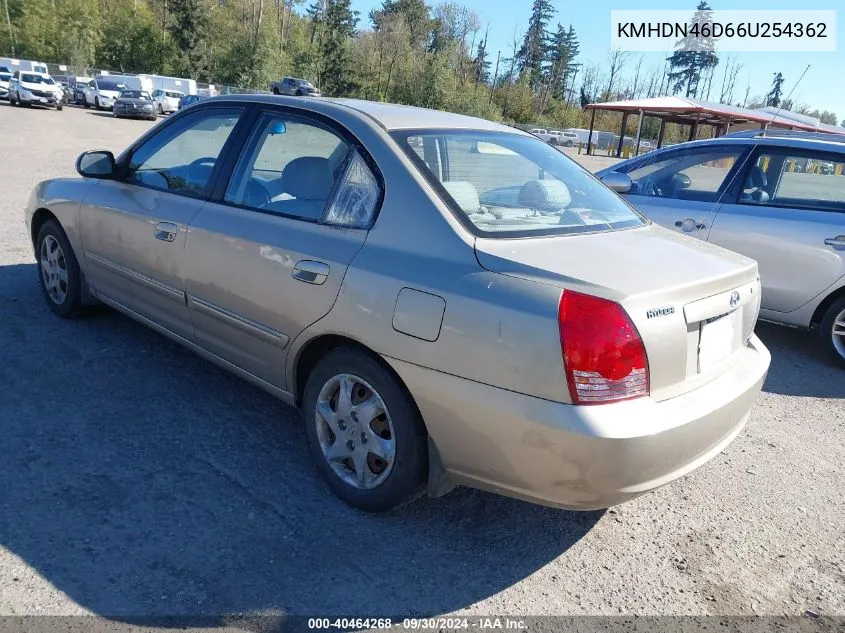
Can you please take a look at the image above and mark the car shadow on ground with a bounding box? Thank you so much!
[756,321,845,399]
[0,262,601,626]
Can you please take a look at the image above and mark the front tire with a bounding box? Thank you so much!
[819,297,845,368]
[302,348,427,512]
[94,97,101,110]
[36,220,83,318]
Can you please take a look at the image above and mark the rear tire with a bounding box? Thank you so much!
[819,297,845,368]
[36,220,84,319]
[302,347,428,512]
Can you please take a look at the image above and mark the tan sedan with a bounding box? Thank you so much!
[25,96,770,511]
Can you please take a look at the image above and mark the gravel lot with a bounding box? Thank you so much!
[0,103,843,624]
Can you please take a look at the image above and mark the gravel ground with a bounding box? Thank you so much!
[0,103,843,625]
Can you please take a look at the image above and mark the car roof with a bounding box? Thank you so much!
[201,94,531,135]
[656,134,845,154]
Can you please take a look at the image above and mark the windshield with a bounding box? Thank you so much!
[21,74,54,84]
[392,130,645,237]
[0,73,10,81]
[120,90,151,100]
[97,79,127,91]
[165,91,183,98]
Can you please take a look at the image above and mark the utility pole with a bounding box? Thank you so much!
[3,0,14,57]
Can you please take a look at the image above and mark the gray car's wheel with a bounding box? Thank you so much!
[302,347,427,512]
[95,97,101,110]
[36,220,83,318]
[820,296,845,368]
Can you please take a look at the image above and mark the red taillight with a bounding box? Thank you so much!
[559,290,649,405]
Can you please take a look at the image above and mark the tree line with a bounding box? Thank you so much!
[1,0,841,132]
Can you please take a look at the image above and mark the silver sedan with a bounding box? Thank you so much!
[25,96,770,511]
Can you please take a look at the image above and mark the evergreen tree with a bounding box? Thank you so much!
[766,72,784,107]
[547,23,579,100]
[472,29,490,84]
[666,1,719,98]
[516,0,554,90]
[320,0,358,96]
[306,0,325,45]
[168,0,211,78]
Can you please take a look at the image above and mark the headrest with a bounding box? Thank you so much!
[281,157,335,200]
[745,166,767,189]
[518,179,571,210]
[442,181,481,213]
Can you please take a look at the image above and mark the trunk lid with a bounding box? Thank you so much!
[475,224,762,401]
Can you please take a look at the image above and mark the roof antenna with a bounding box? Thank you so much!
[766,64,810,134]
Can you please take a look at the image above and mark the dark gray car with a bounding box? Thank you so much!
[113,90,157,120]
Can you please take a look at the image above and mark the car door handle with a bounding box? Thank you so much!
[675,219,706,231]
[154,222,178,242]
[824,235,845,247]
[292,260,330,285]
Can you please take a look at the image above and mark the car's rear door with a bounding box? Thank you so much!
[708,145,845,314]
[182,107,381,389]
[78,106,248,338]
[616,144,752,240]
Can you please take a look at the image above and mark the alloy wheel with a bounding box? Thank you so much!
[314,373,396,490]
[832,306,845,360]
[40,235,68,305]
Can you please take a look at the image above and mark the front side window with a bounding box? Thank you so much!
[622,146,745,202]
[393,130,645,237]
[128,108,243,196]
[740,150,845,210]
[225,113,381,226]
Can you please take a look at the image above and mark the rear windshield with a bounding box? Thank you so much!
[97,79,127,91]
[0,73,10,80]
[165,91,183,98]
[392,130,646,237]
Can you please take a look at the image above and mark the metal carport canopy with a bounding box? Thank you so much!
[584,95,844,132]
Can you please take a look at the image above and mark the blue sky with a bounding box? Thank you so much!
[350,0,844,120]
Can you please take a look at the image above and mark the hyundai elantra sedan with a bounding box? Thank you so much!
[25,96,770,512]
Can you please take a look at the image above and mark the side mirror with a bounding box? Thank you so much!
[600,171,633,194]
[76,150,117,178]
[671,172,692,190]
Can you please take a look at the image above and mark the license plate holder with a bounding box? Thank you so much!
[698,310,739,373]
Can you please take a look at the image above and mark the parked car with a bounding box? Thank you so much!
[556,131,579,147]
[178,94,207,109]
[25,95,770,512]
[112,90,157,121]
[73,80,91,105]
[84,76,130,110]
[8,71,64,109]
[597,129,845,365]
[270,77,321,97]
[0,69,11,99]
[151,89,184,115]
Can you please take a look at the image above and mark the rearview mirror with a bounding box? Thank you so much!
[600,171,633,194]
[76,150,116,178]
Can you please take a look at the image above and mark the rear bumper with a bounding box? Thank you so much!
[387,334,770,510]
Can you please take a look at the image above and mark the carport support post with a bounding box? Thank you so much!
[586,108,596,155]
[688,115,700,142]
[616,112,629,157]
[656,118,666,149]
[634,109,644,156]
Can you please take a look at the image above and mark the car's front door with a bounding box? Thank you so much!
[708,146,845,314]
[78,106,247,338]
[618,144,751,240]
[183,109,381,388]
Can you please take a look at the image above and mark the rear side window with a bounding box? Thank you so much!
[393,130,644,237]
[224,112,381,227]
[741,150,845,211]
[128,109,243,196]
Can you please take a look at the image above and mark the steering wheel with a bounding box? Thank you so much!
[243,178,271,208]
[188,156,217,171]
